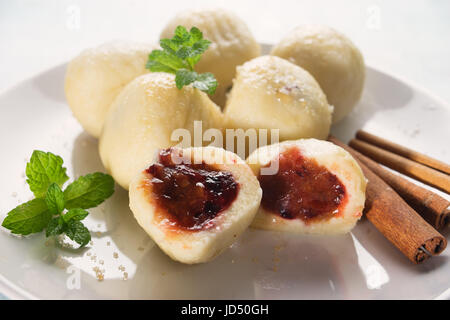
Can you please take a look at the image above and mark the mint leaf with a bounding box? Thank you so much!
[172,25,191,44]
[46,217,64,237]
[63,208,89,223]
[175,69,198,89]
[2,198,51,235]
[45,183,65,215]
[192,72,217,95]
[65,220,91,247]
[26,151,69,198]
[64,172,114,209]
[146,50,186,73]
[146,25,217,94]
[175,70,217,95]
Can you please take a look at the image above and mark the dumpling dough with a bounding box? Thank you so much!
[65,41,157,137]
[246,139,366,234]
[99,72,224,190]
[129,147,262,264]
[271,25,365,123]
[224,55,333,142]
[160,9,261,107]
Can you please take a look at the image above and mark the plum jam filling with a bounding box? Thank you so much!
[145,149,239,231]
[258,147,347,223]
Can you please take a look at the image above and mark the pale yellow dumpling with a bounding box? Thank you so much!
[65,41,158,137]
[224,55,333,143]
[271,25,365,123]
[160,8,261,107]
[99,73,224,190]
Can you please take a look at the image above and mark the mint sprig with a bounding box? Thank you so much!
[2,150,115,248]
[146,26,218,95]
[26,151,69,198]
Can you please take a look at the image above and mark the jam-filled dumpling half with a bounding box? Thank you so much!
[160,8,261,107]
[129,147,262,264]
[224,56,333,142]
[246,139,366,234]
[65,41,158,138]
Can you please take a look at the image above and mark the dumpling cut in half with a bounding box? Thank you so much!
[129,147,262,264]
[246,139,366,234]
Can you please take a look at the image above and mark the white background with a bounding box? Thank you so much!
[1,0,450,103]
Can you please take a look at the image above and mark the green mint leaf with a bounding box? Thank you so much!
[26,150,69,198]
[192,72,218,95]
[146,25,217,94]
[63,208,89,223]
[65,220,91,247]
[146,50,186,73]
[46,217,64,237]
[159,38,178,55]
[175,69,198,89]
[189,38,211,57]
[172,25,191,44]
[64,172,114,209]
[2,198,52,235]
[175,70,217,95]
[45,183,65,215]
[189,26,203,42]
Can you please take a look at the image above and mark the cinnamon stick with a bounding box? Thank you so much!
[349,138,450,194]
[356,130,450,175]
[331,138,450,229]
[329,136,447,264]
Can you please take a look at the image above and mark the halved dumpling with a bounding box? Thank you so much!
[65,41,158,137]
[99,72,224,190]
[129,147,262,264]
[246,139,366,234]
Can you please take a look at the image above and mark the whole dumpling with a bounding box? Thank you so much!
[99,72,224,190]
[224,55,333,144]
[271,25,365,123]
[65,41,157,138]
[160,9,261,107]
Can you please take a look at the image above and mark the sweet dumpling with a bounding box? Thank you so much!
[246,139,366,234]
[160,9,261,107]
[129,146,262,264]
[99,72,224,190]
[271,25,365,123]
[65,41,157,137]
[224,55,333,142]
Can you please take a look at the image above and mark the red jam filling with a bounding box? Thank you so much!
[145,148,239,231]
[258,147,347,223]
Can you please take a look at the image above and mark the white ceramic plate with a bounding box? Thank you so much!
[0,48,449,299]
